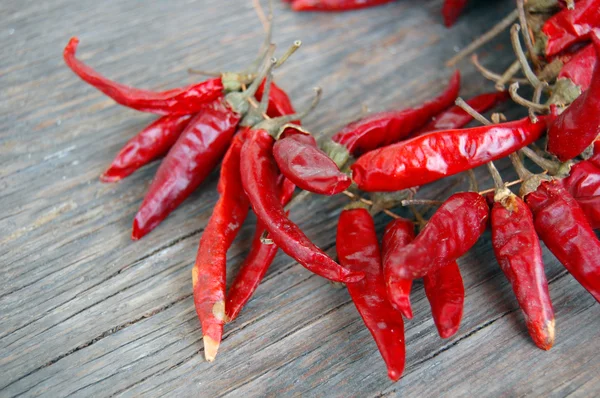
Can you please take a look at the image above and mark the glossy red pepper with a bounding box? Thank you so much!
[558,44,596,91]
[559,161,600,228]
[385,192,489,280]
[100,114,192,182]
[382,218,415,319]
[132,97,240,239]
[542,0,600,57]
[331,71,460,157]
[491,191,555,350]
[524,180,600,303]
[547,35,600,161]
[240,127,363,283]
[337,208,406,382]
[423,261,464,339]
[352,117,547,192]
[255,80,297,119]
[590,140,600,168]
[192,133,250,361]
[291,0,395,12]
[63,37,224,115]
[442,0,468,28]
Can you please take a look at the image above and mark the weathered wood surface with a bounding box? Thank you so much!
[1,0,599,396]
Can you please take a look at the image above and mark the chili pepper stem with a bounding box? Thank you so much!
[471,55,528,89]
[509,83,549,112]
[276,41,302,68]
[510,24,541,88]
[226,50,276,115]
[520,146,561,175]
[255,87,322,136]
[496,61,522,91]
[529,82,547,122]
[401,199,443,206]
[516,0,540,71]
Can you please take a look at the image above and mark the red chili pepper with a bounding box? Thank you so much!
[63,37,224,115]
[352,117,547,192]
[524,180,600,303]
[255,80,297,119]
[240,127,363,283]
[273,131,352,195]
[192,133,250,362]
[547,35,600,161]
[542,0,600,57]
[132,97,240,239]
[491,190,555,350]
[100,114,192,182]
[590,140,600,168]
[385,192,489,280]
[442,0,469,28]
[558,44,596,91]
[291,0,395,12]
[423,261,464,339]
[559,161,600,228]
[414,91,509,136]
[337,208,406,382]
[331,71,460,157]
[382,218,415,319]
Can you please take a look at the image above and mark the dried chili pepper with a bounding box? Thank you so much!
[291,0,395,12]
[352,117,547,192]
[64,37,224,115]
[559,160,600,228]
[423,261,464,339]
[558,44,596,91]
[385,192,489,279]
[491,189,555,350]
[442,0,469,28]
[256,80,297,119]
[590,140,600,168]
[382,218,415,319]
[547,35,600,161]
[542,0,600,57]
[523,179,600,303]
[192,133,250,362]
[337,207,406,381]
[100,114,192,182]
[330,71,460,157]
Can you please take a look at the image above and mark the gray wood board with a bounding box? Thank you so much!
[1,0,599,396]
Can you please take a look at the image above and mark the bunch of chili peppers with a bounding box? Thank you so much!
[63,0,600,383]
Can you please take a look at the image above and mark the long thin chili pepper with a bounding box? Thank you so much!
[100,114,192,182]
[192,133,250,362]
[491,188,555,350]
[558,44,596,91]
[381,218,415,319]
[337,207,406,382]
[63,37,224,115]
[352,117,547,192]
[385,192,489,280]
[255,80,297,119]
[330,71,460,157]
[442,0,469,28]
[541,0,600,57]
[422,261,464,339]
[291,0,395,12]
[547,35,600,161]
[523,179,600,303]
[559,160,600,228]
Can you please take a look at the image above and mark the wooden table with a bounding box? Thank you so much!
[2,0,599,396]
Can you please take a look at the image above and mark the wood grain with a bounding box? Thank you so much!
[1,0,599,396]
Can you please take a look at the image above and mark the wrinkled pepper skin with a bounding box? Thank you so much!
[548,35,600,161]
[352,117,547,192]
[382,218,416,319]
[558,44,596,91]
[291,0,395,12]
[542,0,600,57]
[491,193,555,350]
[192,134,250,362]
[337,208,406,382]
[442,0,469,28]
[132,98,240,239]
[64,37,223,115]
[101,114,192,182]
[423,261,464,339]
[332,71,460,156]
[525,180,600,303]
[240,128,363,283]
[559,160,600,228]
[386,192,489,280]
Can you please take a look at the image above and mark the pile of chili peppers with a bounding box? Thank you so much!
[63,0,600,383]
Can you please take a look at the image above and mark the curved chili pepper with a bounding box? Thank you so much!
[548,35,600,161]
[192,133,250,362]
[331,71,460,157]
[337,208,406,382]
[382,218,415,319]
[63,37,224,115]
[442,0,469,28]
[255,80,297,119]
[524,180,600,303]
[491,191,555,350]
[273,132,351,195]
[542,0,600,57]
[559,161,600,228]
[385,192,489,280]
[291,0,395,12]
[558,44,596,91]
[240,128,363,283]
[352,117,547,192]
[423,261,464,339]
[414,91,509,135]
[132,97,240,239]
[100,114,192,182]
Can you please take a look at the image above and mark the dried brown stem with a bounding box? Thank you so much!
[510,24,542,88]
[516,0,541,71]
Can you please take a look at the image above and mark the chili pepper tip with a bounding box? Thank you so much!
[203,336,220,362]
